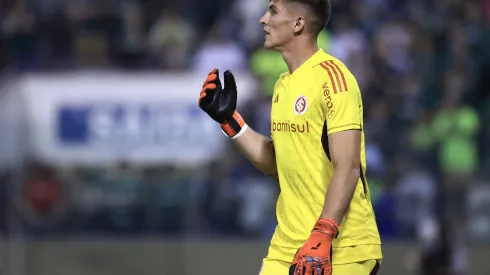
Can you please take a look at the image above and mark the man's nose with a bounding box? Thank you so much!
[259,15,267,25]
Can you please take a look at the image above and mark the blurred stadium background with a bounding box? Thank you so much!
[0,0,490,274]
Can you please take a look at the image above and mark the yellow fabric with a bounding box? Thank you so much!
[333,259,380,275]
[259,258,380,275]
[258,258,289,275]
[267,49,382,265]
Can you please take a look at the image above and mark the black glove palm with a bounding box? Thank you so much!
[198,69,246,138]
[199,69,237,123]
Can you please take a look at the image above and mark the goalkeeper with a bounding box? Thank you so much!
[198,0,382,274]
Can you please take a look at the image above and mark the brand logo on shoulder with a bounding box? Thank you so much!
[294,95,308,115]
[322,82,335,119]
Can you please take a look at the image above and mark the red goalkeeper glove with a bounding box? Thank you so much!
[198,68,248,139]
[289,218,339,275]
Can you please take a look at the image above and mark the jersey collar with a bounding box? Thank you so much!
[288,48,326,77]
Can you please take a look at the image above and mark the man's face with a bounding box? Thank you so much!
[259,0,297,50]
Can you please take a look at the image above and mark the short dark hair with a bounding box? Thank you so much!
[285,0,331,35]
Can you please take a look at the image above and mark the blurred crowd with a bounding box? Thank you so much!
[1,0,490,254]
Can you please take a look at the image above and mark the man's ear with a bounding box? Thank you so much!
[293,16,306,34]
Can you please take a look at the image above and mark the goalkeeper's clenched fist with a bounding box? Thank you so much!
[198,68,248,139]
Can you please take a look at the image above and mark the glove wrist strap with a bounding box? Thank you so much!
[220,111,248,139]
[313,218,339,239]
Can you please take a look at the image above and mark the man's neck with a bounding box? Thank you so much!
[281,40,319,74]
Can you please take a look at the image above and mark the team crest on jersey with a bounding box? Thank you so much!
[294,95,308,115]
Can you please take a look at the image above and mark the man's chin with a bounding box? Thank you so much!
[263,41,277,50]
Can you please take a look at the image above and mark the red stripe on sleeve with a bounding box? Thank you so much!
[325,62,343,93]
[320,62,338,94]
[328,60,348,91]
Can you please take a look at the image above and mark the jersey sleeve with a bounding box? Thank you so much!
[319,60,362,135]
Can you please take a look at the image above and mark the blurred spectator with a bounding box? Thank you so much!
[250,48,288,96]
[411,111,437,170]
[63,167,105,234]
[148,6,195,69]
[329,15,369,87]
[364,100,394,157]
[2,0,38,70]
[467,182,490,242]
[191,24,247,74]
[365,140,387,178]
[233,0,268,48]
[193,0,233,33]
[373,182,397,240]
[432,73,480,224]
[67,0,122,68]
[396,74,424,126]
[372,17,413,74]
[394,156,437,237]
[417,218,467,275]
[235,169,276,238]
[142,165,190,235]
[113,1,147,68]
[199,161,239,235]
[245,88,273,137]
[36,1,74,68]
[99,162,143,234]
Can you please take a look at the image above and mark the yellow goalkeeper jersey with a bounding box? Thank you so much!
[267,49,382,265]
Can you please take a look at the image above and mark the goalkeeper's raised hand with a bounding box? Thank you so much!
[290,218,339,275]
[198,68,248,139]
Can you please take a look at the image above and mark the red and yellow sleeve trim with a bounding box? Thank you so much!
[320,60,348,94]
